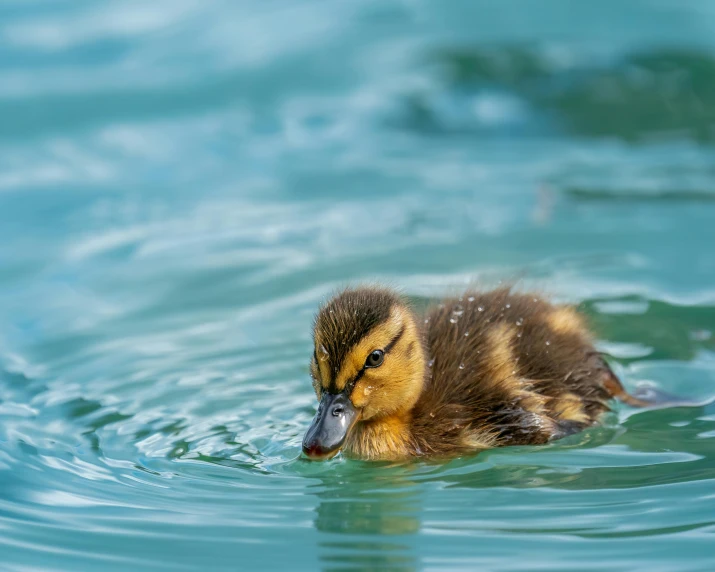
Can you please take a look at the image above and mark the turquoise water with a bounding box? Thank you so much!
[2,1,715,569]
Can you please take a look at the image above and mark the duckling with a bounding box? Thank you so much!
[302,285,653,461]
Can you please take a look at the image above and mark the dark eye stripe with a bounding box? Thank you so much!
[384,325,405,354]
[344,367,366,395]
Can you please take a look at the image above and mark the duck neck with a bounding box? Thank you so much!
[345,413,413,461]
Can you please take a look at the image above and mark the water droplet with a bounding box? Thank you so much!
[477,306,484,312]
[545,340,551,346]
[428,359,435,368]
[533,298,538,303]
[505,303,511,309]
[459,363,465,370]
[458,296,464,302]
[517,332,522,338]
[516,318,524,326]
[468,296,475,302]
[318,345,329,361]
[464,331,469,337]
[450,304,464,324]
[424,318,430,324]
[511,370,516,375]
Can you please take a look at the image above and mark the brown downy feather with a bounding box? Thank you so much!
[410,287,618,456]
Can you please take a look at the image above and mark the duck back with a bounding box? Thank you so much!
[410,288,614,455]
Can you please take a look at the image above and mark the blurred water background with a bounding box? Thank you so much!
[1,1,715,570]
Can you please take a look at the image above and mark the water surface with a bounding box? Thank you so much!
[1,1,715,570]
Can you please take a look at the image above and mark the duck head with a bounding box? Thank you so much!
[302,287,425,460]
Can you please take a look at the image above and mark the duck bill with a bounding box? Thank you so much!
[302,392,359,460]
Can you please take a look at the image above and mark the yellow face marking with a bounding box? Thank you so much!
[349,379,372,409]
[332,307,404,392]
[352,306,425,419]
[313,303,425,426]
[312,307,404,393]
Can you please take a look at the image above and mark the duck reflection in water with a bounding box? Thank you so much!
[311,467,420,572]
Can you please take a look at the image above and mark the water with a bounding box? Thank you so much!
[1,1,715,570]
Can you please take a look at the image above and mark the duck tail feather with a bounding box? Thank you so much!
[602,362,699,408]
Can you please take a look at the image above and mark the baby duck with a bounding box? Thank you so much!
[302,286,648,461]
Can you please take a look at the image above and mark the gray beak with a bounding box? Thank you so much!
[302,392,359,460]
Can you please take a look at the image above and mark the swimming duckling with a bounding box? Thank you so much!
[302,286,652,461]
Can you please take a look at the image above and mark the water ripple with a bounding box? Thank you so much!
[2,0,715,570]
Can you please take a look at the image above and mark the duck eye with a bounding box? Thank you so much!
[365,349,384,368]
